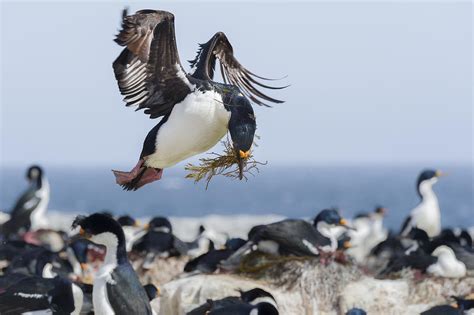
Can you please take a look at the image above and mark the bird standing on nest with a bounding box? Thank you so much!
[111,8,286,190]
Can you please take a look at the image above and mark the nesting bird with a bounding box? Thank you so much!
[187,287,278,315]
[111,8,286,190]
[400,169,445,237]
[222,209,351,268]
[132,216,187,268]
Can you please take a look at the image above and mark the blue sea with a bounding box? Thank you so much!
[0,164,472,229]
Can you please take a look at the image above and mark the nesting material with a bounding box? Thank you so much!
[184,138,266,188]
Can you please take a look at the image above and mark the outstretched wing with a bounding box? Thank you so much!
[113,9,192,119]
[189,32,287,107]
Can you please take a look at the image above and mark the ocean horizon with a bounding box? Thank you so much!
[1,164,472,229]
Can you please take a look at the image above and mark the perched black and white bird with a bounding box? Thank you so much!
[111,8,286,190]
[0,165,50,237]
[72,213,153,314]
[132,216,187,268]
[400,169,445,237]
[0,275,83,315]
[187,287,278,315]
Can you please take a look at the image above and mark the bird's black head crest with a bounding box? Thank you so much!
[71,215,87,230]
[72,213,125,243]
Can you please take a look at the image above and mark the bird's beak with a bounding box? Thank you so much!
[435,170,447,177]
[79,228,92,239]
[339,218,355,230]
[236,150,250,180]
[144,223,150,230]
[343,241,352,249]
[80,263,88,271]
[134,220,141,227]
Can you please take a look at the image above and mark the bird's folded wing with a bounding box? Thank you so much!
[113,9,191,118]
[189,32,287,107]
[0,278,52,314]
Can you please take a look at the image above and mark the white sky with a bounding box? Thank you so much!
[1,1,472,168]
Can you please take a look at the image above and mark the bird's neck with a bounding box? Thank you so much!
[418,181,437,203]
[93,232,128,266]
[316,221,337,250]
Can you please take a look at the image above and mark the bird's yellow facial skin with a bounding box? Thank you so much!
[239,150,250,159]
[435,170,446,177]
[343,241,352,249]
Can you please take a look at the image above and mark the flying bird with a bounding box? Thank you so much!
[111,8,286,190]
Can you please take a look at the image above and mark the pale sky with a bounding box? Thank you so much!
[1,1,472,168]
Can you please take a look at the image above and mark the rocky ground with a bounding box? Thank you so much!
[136,255,474,315]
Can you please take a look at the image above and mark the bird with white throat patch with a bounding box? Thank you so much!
[72,213,153,315]
[400,169,446,238]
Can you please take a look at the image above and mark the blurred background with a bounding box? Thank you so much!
[1,1,472,228]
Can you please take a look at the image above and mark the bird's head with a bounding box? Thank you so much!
[226,94,257,179]
[417,169,445,197]
[117,215,140,227]
[374,206,388,217]
[313,209,351,229]
[26,165,44,182]
[72,213,125,248]
[146,216,172,233]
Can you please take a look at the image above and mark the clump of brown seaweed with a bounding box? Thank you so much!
[185,137,266,189]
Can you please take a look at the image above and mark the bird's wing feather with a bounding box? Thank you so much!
[9,186,41,217]
[113,9,191,119]
[106,265,152,315]
[399,215,412,236]
[261,220,326,256]
[189,32,286,107]
[0,277,54,314]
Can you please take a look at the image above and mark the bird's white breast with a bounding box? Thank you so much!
[92,232,118,315]
[145,90,230,169]
[411,197,441,237]
[31,179,50,230]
